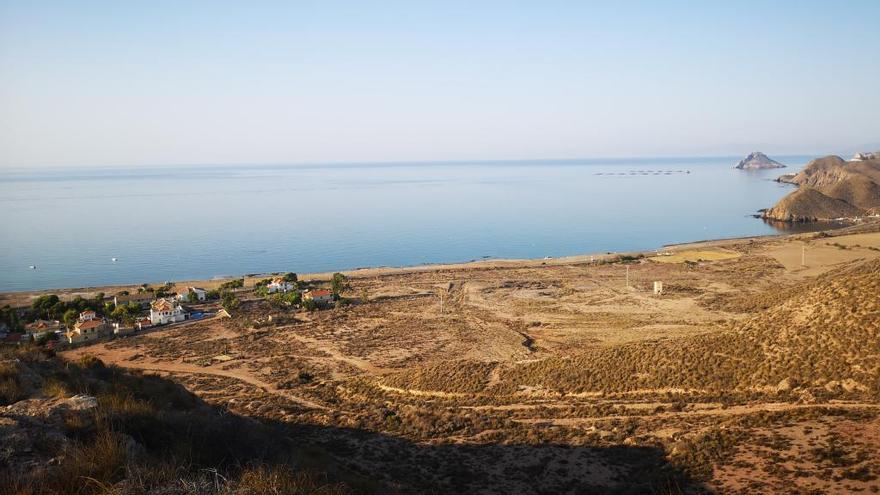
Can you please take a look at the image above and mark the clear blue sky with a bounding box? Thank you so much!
[1,0,878,168]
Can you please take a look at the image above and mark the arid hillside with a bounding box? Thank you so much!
[765,155,880,221]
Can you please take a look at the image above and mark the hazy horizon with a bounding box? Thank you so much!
[2,1,879,169]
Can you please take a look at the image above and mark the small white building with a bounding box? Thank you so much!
[79,310,97,322]
[177,287,207,302]
[24,319,64,340]
[150,298,187,325]
[266,278,295,293]
[653,281,664,295]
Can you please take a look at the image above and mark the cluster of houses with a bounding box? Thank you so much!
[2,295,190,345]
[64,300,182,344]
[2,279,337,347]
[265,277,335,305]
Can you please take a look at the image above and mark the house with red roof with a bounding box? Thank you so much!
[302,288,333,305]
[67,317,110,344]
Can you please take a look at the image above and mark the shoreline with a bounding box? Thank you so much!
[3,218,878,307]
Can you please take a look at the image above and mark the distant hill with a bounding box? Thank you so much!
[763,154,880,221]
[734,151,786,170]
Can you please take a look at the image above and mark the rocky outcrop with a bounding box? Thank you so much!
[763,154,880,222]
[761,187,864,222]
[734,152,786,170]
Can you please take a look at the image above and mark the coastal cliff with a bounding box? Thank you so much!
[734,151,786,170]
[762,154,880,222]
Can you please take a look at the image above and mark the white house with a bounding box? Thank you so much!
[266,278,295,293]
[177,286,207,302]
[150,298,187,325]
[24,319,64,341]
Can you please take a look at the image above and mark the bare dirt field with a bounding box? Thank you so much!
[52,221,880,493]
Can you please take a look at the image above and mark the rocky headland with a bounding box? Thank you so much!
[763,154,880,222]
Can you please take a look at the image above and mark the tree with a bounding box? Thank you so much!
[62,309,79,328]
[267,293,285,309]
[282,272,298,283]
[330,273,350,298]
[220,279,244,290]
[302,299,317,312]
[220,291,239,311]
[31,295,60,319]
[186,290,200,304]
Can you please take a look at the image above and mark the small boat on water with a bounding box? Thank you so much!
[111,257,118,262]
[29,265,36,269]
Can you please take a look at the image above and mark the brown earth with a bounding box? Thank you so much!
[16,221,876,493]
[765,155,880,221]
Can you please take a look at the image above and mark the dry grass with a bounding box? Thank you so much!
[650,249,741,264]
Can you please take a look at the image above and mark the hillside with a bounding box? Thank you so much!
[765,155,880,221]
[496,257,880,396]
[762,186,865,222]
[0,348,358,495]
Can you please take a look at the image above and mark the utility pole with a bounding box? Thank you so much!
[626,265,630,289]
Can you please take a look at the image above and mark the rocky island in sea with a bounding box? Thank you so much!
[734,151,786,170]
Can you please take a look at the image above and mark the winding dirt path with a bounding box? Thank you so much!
[63,345,328,410]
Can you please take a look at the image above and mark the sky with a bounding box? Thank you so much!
[0,0,878,168]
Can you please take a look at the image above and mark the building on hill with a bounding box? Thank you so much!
[78,310,97,322]
[302,289,333,305]
[24,319,64,340]
[150,298,186,325]
[67,317,110,344]
[113,292,154,309]
[176,287,207,302]
[266,278,295,293]
[136,318,153,330]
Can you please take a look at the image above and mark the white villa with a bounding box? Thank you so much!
[266,278,295,293]
[177,286,207,302]
[150,298,187,325]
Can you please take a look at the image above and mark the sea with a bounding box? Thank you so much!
[0,155,830,292]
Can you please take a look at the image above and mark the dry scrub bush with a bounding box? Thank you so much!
[382,361,496,394]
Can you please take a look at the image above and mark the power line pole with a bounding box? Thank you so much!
[626,265,630,289]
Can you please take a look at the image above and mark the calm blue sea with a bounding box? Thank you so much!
[0,156,819,292]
